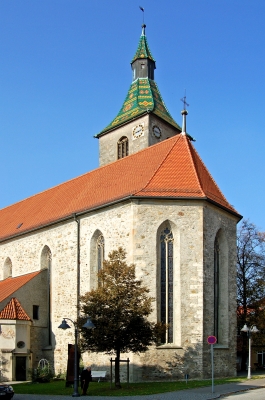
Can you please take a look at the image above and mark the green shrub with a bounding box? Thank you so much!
[28,366,54,383]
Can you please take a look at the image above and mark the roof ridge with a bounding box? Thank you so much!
[0,151,129,213]
[0,168,89,213]
[0,271,43,303]
[134,135,181,194]
[0,137,183,241]
[184,137,205,195]
[0,134,240,242]
[188,140,236,209]
[8,270,42,280]
[99,134,179,170]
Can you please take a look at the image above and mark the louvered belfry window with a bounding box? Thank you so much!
[160,227,174,343]
[117,136,129,159]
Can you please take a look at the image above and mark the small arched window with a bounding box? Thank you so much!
[41,245,52,270]
[117,136,129,159]
[3,257,12,279]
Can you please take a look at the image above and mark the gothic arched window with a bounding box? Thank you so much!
[3,257,12,279]
[90,230,105,289]
[214,237,220,341]
[213,229,229,345]
[97,234,105,272]
[117,136,129,159]
[41,245,52,270]
[40,245,52,346]
[160,227,174,343]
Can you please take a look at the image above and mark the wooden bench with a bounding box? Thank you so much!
[91,370,107,382]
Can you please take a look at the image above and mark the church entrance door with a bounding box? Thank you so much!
[16,356,27,381]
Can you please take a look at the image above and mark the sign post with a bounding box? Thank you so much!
[207,336,217,394]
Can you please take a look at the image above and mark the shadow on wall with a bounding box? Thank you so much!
[81,344,203,383]
[0,355,9,382]
[164,344,202,380]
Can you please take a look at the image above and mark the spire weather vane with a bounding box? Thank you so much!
[139,6,145,24]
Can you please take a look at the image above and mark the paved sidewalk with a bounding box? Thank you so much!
[8,377,265,400]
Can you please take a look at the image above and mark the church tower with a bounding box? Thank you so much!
[96,25,182,166]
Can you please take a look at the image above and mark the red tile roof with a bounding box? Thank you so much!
[0,297,31,321]
[0,271,42,302]
[0,135,240,241]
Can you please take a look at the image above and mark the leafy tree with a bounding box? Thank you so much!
[78,247,165,388]
[237,220,265,366]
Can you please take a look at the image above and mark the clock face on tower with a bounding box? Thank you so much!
[152,125,161,138]
[132,124,144,139]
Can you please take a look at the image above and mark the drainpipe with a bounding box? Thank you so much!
[73,214,80,322]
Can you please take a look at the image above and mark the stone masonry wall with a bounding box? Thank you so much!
[78,200,203,381]
[202,204,239,378]
[0,198,238,381]
[98,114,179,166]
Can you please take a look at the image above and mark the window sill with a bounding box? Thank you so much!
[42,345,53,351]
[213,344,229,349]
[156,344,183,349]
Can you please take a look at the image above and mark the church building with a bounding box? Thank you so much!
[0,24,241,382]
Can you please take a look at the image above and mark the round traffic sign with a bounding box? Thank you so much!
[207,335,217,345]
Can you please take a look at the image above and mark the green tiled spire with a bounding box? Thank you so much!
[98,79,181,134]
[131,24,155,63]
[96,26,181,136]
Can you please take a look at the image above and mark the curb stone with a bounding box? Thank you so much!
[219,384,265,398]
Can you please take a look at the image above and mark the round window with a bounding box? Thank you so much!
[17,341,25,349]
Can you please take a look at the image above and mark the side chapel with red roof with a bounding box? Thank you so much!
[0,25,241,382]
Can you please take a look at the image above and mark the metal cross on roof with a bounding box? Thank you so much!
[180,93,189,111]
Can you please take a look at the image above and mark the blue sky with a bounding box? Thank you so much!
[1,0,265,230]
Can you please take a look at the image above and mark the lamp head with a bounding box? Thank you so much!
[82,317,95,329]
[58,319,71,330]
[251,325,259,333]
[241,324,249,333]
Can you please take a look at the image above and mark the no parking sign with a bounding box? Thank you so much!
[207,335,217,393]
[207,335,217,345]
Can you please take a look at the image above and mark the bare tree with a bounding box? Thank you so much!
[237,219,265,326]
[237,220,265,368]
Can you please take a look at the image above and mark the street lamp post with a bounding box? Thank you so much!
[58,317,95,397]
[241,324,259,379]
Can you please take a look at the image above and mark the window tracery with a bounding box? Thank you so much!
[97,234,105,272]
[117,136,129,159]
[160,227,174,343]
[40,245,52,346]
[214,237,220,341]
